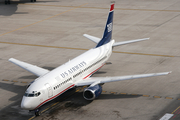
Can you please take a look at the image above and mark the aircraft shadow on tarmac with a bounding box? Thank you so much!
[0,81,141,120]
[0,82,26,101]
[0,0,57,16]
[42,66,56,70]
[39,88,142,117]
[19,75,37,79]
[98,93,142,100]
[0,82,33,119]
[93,71,107,74]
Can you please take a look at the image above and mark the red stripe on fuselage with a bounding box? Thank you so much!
[34,84,75,110]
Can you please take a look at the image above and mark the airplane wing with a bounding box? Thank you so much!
[75,71,171,87]
[9,58,50,77]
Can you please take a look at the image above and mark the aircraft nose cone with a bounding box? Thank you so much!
[21,97,32,110]
[21,102,28,109]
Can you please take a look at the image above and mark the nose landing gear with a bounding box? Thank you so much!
[31,0,36,2]
[34,108,41,116]
[5,0,10,4]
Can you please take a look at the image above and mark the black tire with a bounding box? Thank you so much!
[34,109,41,116]
[35,111,40,116]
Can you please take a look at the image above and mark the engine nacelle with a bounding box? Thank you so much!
[83,85,102,100]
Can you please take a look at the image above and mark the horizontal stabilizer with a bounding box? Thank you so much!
[113,38,150,47]
[75,71,171,87]
[83,34,101,44]
[9,58,49,76]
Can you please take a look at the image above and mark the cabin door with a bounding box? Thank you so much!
[45,83,53,98]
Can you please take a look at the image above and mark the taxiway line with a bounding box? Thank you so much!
[131,94,138,96]
[172,106,180,114]
[153,96,161,98]
[28,116,35,120]
[0,41,175,57]
[113,51,174,57]
[0,3,88,37]
[165,97,173,99]
[20,4,180,12]
[142,95,150,97]
[82,7,180,12]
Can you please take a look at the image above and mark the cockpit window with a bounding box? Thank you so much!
[28,93,34,97]
[35,92,41,97]
[24,92,41,97]
[24,93,28,96]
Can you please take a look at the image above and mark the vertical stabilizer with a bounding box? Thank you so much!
[96,3,114,48]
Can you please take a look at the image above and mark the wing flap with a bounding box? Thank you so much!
[75,71,171,87]
[9,58,50,76]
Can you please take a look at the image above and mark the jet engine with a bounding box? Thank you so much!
[83,85,102,100]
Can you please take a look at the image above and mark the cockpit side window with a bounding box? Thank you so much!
[35,92,41,97]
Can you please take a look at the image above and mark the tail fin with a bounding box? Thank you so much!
[96,3,114,48]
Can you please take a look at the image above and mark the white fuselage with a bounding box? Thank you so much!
[21,40,114,110]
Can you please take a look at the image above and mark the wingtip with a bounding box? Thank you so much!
[8,58,14,61]
[144,38,150,40]
[141,38,150,41]
[168,71,172,74]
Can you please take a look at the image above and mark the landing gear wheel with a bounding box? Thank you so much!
[5,0,10,4]
[34,109,41,116]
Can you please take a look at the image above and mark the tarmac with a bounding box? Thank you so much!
[0,0,180,120]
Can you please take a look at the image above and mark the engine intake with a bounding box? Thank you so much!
[83,85,102,100]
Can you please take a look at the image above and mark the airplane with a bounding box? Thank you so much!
[9,3,171,116]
